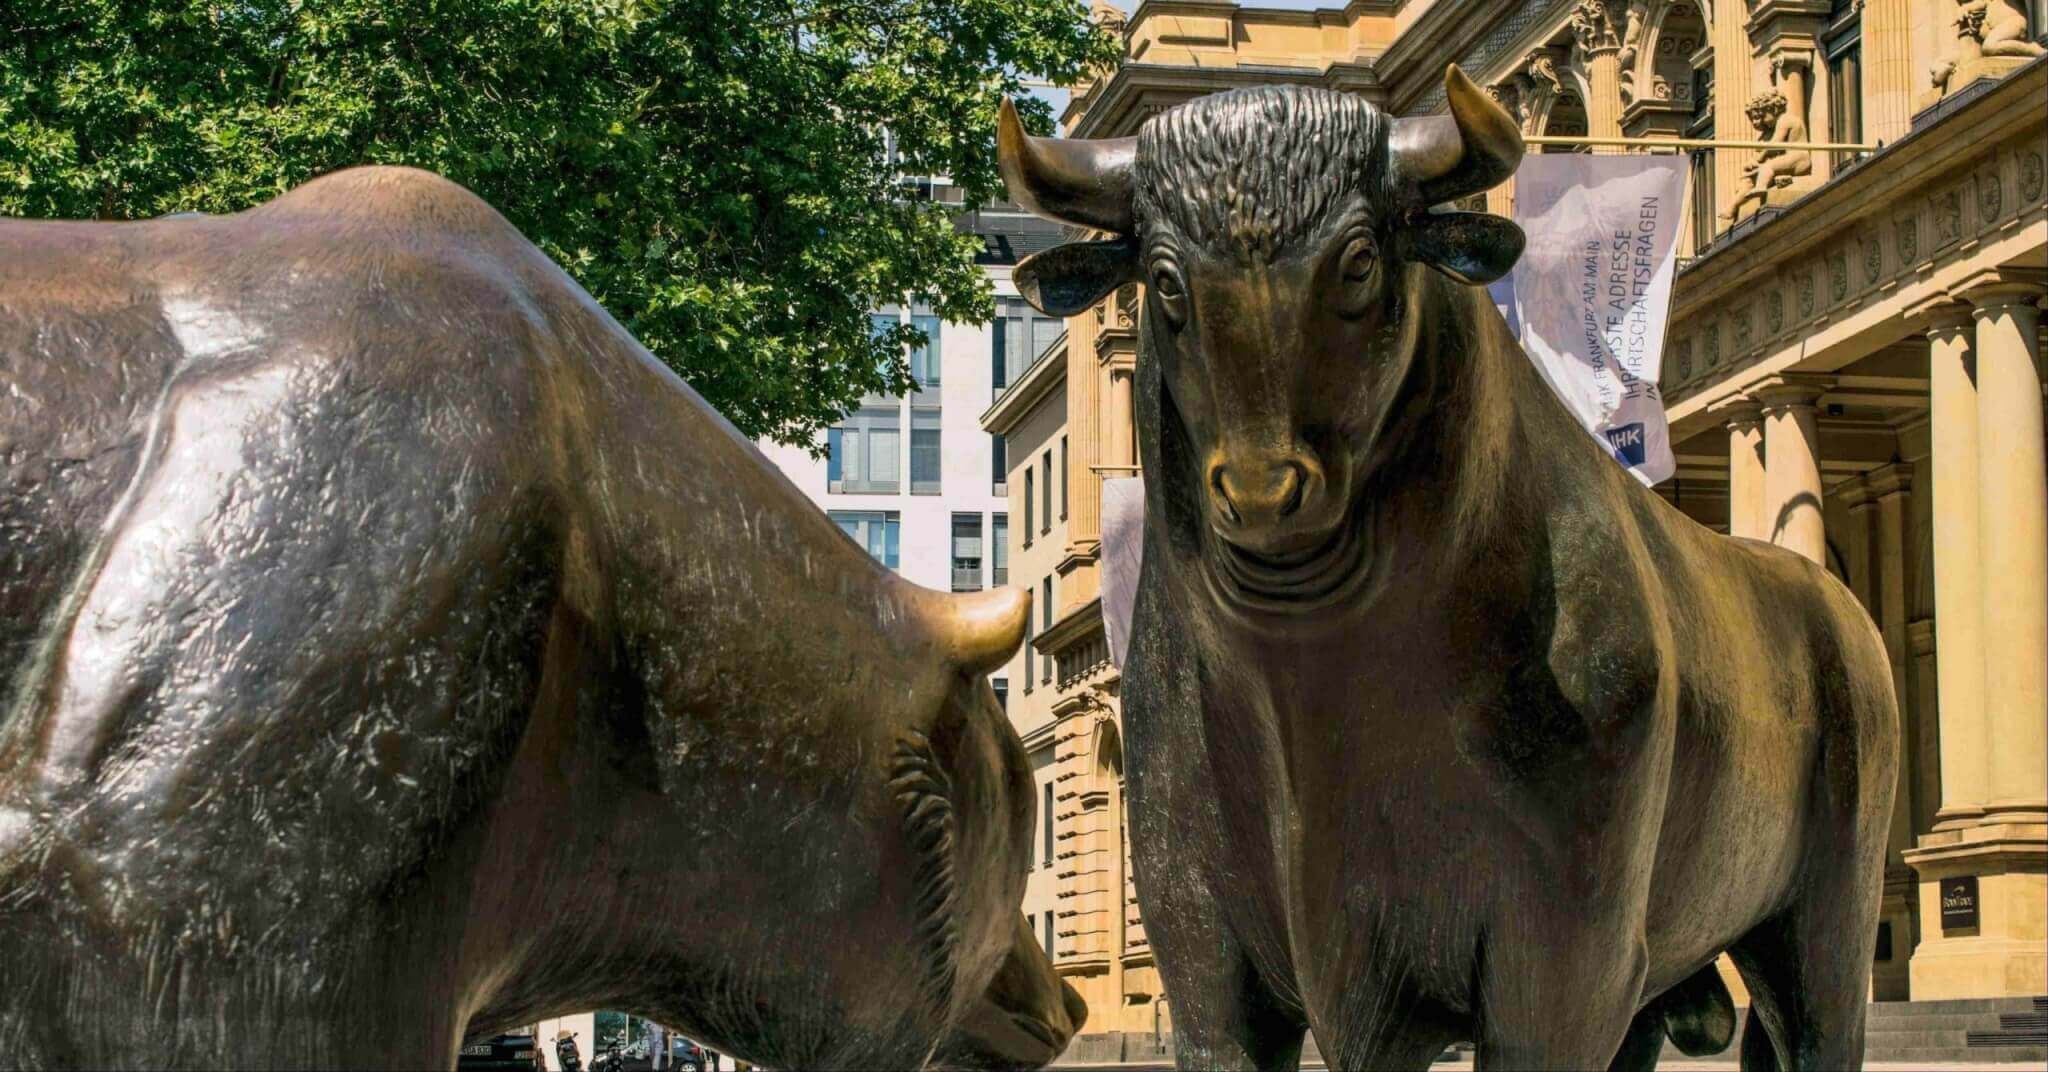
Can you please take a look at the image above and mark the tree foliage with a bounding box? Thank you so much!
[1,0,1115,445]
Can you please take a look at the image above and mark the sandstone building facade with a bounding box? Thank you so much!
[986,0,2047,1057]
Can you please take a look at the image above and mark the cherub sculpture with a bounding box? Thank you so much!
[1931,0,2045,92]
[1723,83,1811,223]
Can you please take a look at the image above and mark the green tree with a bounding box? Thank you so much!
[0,0,1115,446]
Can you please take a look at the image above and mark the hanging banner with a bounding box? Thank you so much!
[1099,477,1145,668]
[1504,153,1689,486]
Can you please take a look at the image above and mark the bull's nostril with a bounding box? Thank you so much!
[1210,466,1242,526]
[1276,462,1306,518]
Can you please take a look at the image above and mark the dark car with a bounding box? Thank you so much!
[669,1037,709,1072]
[457,1033,542,1071]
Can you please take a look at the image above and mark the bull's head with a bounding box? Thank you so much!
[998,66,1522,612]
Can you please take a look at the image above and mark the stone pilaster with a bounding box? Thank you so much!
[1755,374,1833,563]
[1861,0,1917,144]
[1868,463,1917,1001]
[1709,0,1759,225]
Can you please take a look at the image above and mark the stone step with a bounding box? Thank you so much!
[1867,1012,2010,1033]
[1866,1043,2048,1064]
[1868,996,2043,1019]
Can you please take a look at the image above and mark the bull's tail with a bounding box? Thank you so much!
[1656,962,1738,1056]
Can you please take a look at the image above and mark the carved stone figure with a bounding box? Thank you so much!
[998,65,1898,1070]
[1724,57,1815,224]
[1930,0,2044,91]
[0,168,1083,1070]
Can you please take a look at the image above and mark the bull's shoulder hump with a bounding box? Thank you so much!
[249,166,525,241]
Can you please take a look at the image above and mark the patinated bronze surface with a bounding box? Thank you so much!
[0,167,1082,1070]
[1001,66,1898,1071]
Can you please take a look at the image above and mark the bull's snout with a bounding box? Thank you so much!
[1207,451,1327,553]
[930,916,1086,1070]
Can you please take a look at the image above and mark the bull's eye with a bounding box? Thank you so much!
[1150,260,1188,327]
[1339,236,1377,282]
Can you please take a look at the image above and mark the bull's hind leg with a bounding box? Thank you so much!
[1726,891,1879,1070]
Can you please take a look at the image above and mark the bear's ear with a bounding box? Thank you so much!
[1014,238,1141,317]
[1408,211,1524,286]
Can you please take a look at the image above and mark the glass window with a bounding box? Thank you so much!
[830,405,901,494]
[992,316,1015,395]
[911,407,941,494]
[1023,613,1034,694]
[1824,4,1862,172]
[1031,317,1061,362]
[1043,911,1055,957]
[1024,469,1034,546]
[830,511,901,569]
[1686,63,1715,256]
[1041,450,1053,534]
[992,513,1009,586]
[993,678,1008,714]
[951,513,983,591]
[1042,783,1055,866]
[1042,576,1054,685]
[1059,435,1069,520]
[910,314,942,388]
[991,433,1007,495]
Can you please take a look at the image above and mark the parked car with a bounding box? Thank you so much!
[669,1037,710,1072]
[456,1032,542,1071]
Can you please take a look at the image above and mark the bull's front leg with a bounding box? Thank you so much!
[1122,625,1304,1071]
[1126,780,1304,1071]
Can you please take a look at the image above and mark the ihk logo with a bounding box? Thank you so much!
[1605,422,1647,467]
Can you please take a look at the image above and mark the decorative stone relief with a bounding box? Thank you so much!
[1863,235,1883,286]
[1765,291,1784,334]
[1674,334,1693,379]
[1828,250,1849,304]
[1732,303,1752,349]
[1938,188,1964,244]
[1615,1,1648,104]
[1703,321,1720,366]
[1570,0,1623,56]
[1798,269,1816,318]
[1977,168,2002,222]
[2020,150,2046,203]
[1896,216,1919,264]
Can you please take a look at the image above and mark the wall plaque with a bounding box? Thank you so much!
[1940,875,1980,930]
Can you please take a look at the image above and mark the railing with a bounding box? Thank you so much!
[951,567,982,592]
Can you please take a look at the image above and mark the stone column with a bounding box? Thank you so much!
[1966,282,2047,826]
[1109,367,1136,469]
[1923,305,1987,829]
[1716,399,1767,539]
[1756,376,1832,563]
[1840,478,1876,614]
[1570,0,1626,139]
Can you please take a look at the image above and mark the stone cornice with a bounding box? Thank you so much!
[1036,595,1106,656]
[981,334,1069,436]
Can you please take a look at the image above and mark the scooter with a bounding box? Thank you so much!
[554,1031,583,1072]
[590,1037,626,1072]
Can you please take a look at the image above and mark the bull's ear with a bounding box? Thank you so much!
[1408,211,1524,286]
[1013,238,1139,317]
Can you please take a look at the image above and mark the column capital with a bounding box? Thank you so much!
[1751,373,1836,412]
[1835,476,1877,512]
[1909,299,1977,338]
[1707,396,1764,429]
[1951,267,2048,315]
[1570,0,1624,57]
[1865,462,1913,502]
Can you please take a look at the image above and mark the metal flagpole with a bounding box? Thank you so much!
[1524,135,1878,152]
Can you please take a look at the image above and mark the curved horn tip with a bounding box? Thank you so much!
[942,586,1031,676]
[1444,63,1523,161]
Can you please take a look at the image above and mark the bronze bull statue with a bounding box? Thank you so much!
[0,167,1083,1070]
[999,66,1897,1071]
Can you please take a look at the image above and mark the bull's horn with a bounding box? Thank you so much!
[997,98,1137,234]
[925,585,1033,677]
[1389,65,1523,207]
